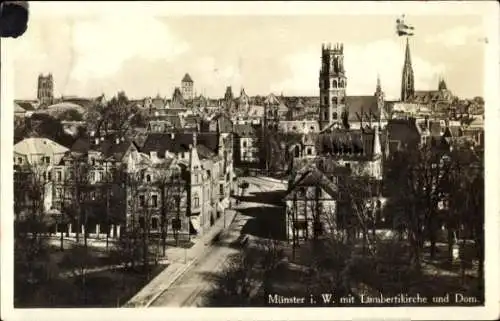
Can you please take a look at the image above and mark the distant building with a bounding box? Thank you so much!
[181,73,194,101]
[37,73,54,106]
[233,124,259,165]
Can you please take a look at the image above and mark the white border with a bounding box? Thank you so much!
[1,1,499,320]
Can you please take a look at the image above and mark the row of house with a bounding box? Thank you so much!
[13,113,236,241]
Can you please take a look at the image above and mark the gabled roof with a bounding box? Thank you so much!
[285,168,338,200]
[70,137,92,154]
[182,73,194,83]
[151,97,166,109]
[141,133,195,156]
[99,136,136,161]
[212,113,233,133]
[386,118,421,147]
[15,101,36,111]
[346,96,378,122]
[317,128,375,160]
[15,103,26,113]
[196,144,218,160]
[264,93,280,105]
[14,137,69,156]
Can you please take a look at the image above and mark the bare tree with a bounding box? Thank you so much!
[13,163,59,306]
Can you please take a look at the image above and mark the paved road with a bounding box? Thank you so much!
[150,212,250,307]
[150,176,284,307]
[239,176,287,192]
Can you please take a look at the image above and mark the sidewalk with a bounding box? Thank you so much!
[124,208,238,307]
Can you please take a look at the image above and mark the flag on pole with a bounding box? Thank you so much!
[396,15,414,36]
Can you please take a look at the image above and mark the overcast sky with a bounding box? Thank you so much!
[7,2,487,101]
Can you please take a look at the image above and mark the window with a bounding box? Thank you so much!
[324,79,329,90]
[152,195,158,207]
[47,171,52,181]
[345,163,351,170]
[17,157,23,165]
[151,217,158,230]
[56,171,62,182]
[139,217,145,229]
[146,174,151,182]
[307,148,312,155]
[332,112,338,119]
[194,194,200,208]
[139,195,145,207]
[332,97,338,104]
[332,80,338,88]
[91,158,96,166]
[43,156,50,164]
[323,111,328,120]
[323,96,328,105]
[220,184,224,195]
[294,146,300,158]
[242,141,247,148]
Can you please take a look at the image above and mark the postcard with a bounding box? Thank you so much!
[1,1,499,320]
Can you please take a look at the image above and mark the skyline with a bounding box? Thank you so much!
[7,5,487,101]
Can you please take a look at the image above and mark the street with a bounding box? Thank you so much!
[149,176,287,307]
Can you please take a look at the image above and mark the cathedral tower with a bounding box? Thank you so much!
[37,73,54,106]
[319,43,347,130]
[374,74,385,127]
[400,38,415,102]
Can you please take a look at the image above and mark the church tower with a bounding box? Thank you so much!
[374,75,385,127]
[181,73,194,100]
[37,73,54,106]
[401,38,415,102]
[319,43,347,130]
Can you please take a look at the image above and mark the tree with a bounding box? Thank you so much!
[156,163,185,256]
[446,146,484,288]
[58,109,84,122]
[204,239,286,307]
[117,169,161,275]
[14,164,60,306]
[61,158,92,246]
[15,114,76,147]
[256,127,301,175]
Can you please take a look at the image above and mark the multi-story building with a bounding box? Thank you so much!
[233,124,259,165]
[181,73,194,101]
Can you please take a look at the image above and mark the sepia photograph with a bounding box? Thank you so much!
[1,1,499,320]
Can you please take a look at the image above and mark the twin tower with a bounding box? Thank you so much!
[319,43,348,130]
